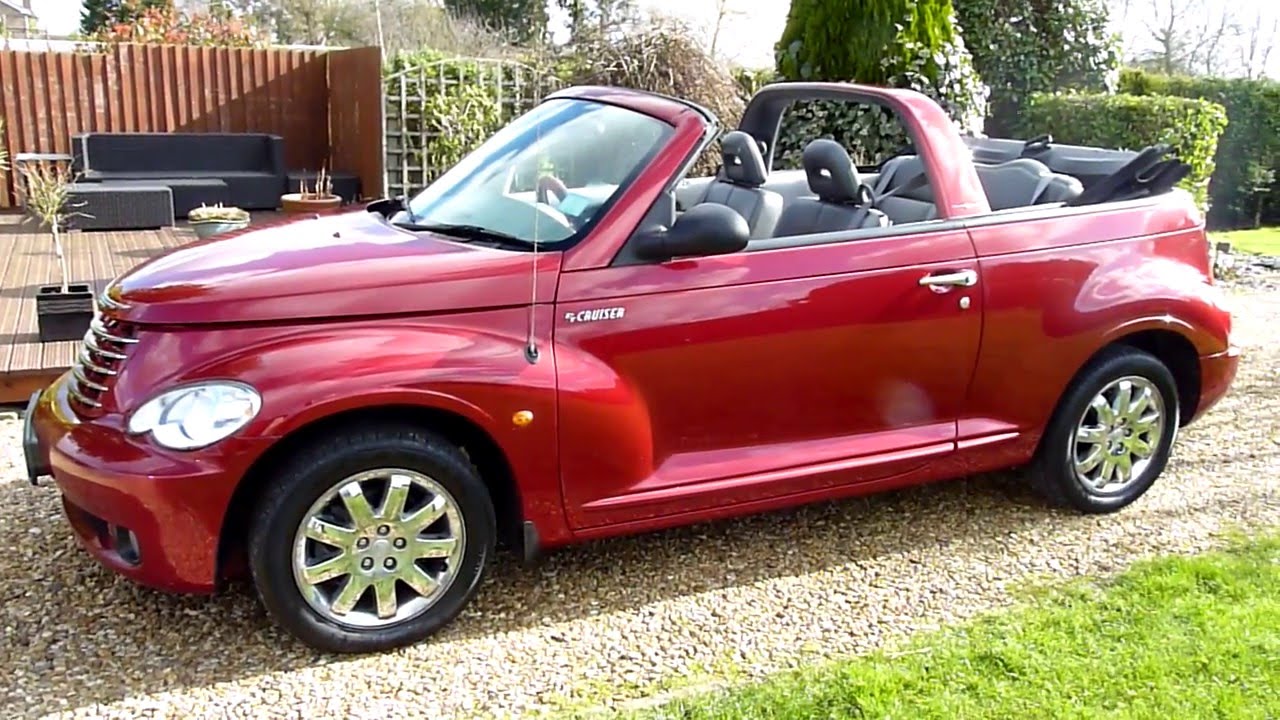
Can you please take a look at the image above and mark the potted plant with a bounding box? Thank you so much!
[20,161,94,343]
[188,203,251,239]
[281,165,342,214]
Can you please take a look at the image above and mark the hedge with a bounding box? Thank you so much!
[1119,69,1280,229]
[953,0,1119,136]
[773,0,987,165]
[1017,92,1228,213]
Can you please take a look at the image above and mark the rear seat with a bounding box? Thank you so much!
[772,139,890,237]
[874,154,1084,217]
[973,158,1083,210]
[1030,170,1085,205]
[871,156,938,223]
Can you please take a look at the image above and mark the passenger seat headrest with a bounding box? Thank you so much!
[802,139,862,204]
[720,131,768,187]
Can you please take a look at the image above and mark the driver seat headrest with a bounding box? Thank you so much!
[802,139,862,204]
[719,130,769,188]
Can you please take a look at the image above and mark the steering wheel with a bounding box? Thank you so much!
[528,197,576,234]
[535,174,567,206]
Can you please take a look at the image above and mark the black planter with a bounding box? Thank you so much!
[36,283,95,343]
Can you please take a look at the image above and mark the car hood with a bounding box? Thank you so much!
[105,209,561,325]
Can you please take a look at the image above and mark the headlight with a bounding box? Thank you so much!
[127,381,262,450]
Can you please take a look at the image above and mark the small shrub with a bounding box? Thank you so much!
[732,67,777,101]
[88,5,267,46]
[189,204,249,223]
[19,161,83,293]
[1119,69,1280,229]
[301,166,335,199]
[419,85,504,177]
[1017,92,1228,213]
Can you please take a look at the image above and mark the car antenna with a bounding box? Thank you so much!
[524,128,543,365]
[524,233,541,364]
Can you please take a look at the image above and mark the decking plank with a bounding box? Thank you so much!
[0,212,244,403]
[13,229,70,372]
[0,218,23,373]
[2,232,40,374]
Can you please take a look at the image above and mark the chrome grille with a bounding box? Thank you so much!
[68,313,139,413]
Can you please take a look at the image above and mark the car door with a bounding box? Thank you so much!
[554,225,983,529]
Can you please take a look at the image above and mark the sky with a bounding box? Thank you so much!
[33,0,81,35]
[30,0,1280,75]
[33,0,788,66]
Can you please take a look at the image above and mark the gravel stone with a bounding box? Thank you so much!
[1,283,1277,720]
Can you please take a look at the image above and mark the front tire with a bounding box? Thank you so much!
[1031,346,1180,514]
[247,424,496,654]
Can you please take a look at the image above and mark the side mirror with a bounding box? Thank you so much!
[633,203,750,262]
[366,195,407,218]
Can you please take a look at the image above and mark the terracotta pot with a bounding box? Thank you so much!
[280,192,342,214]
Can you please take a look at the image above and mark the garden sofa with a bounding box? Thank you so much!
[71,132,287,213]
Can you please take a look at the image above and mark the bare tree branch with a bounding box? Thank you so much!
[707,0,744,60]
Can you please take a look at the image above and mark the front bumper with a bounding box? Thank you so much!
[23,390,50,484]
[23,376,271,594]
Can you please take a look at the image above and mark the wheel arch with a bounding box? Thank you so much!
[215,402,525,586]
[1050,323,1202,439]
[1108,329,1201,425]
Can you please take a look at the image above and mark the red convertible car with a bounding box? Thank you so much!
[24,82,1238,653]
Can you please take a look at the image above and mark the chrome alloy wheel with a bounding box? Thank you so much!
[1070,376,1167,495]
[291,469,466,629]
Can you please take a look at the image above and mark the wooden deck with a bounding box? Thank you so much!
[0,213,196,404]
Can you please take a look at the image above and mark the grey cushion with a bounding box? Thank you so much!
[76,132,284,174]
[72,132,287,210]
[695,130,784,239]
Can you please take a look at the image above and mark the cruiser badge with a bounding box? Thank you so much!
[564,307,625,323]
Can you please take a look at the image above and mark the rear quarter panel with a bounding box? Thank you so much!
[963,194,1231,457]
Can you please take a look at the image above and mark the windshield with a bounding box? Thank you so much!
[392,98,673,248]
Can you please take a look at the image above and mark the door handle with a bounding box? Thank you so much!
[919,269,978,292]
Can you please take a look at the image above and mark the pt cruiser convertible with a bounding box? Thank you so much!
[24,82,1239,653]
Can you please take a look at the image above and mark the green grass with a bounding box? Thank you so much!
[630,533,1280,720]
[1212,226,1280,255]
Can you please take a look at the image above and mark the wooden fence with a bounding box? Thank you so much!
[0,43,383,208]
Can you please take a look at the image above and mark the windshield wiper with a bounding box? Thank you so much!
[392,221,528,247]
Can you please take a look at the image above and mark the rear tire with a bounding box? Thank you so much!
[1031,346,1180,514]
[247,424,496,654]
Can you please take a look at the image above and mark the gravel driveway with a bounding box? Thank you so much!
[3,285,1278,720]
